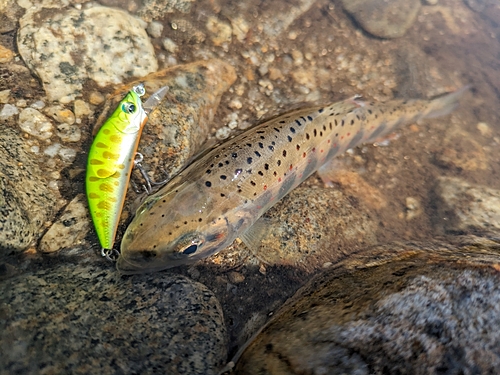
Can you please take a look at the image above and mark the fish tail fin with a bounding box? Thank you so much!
[424,85,470,119]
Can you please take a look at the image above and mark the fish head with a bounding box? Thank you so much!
[117,180,242,274]
[113,87,148,134]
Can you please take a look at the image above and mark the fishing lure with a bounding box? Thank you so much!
[117,87,468,274]
[86,84,168,259]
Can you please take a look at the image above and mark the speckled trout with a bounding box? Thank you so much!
[117,87,467,274]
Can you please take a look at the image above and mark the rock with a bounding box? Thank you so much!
[17,6,158,102]
[341,0,421,39]
[433,129,488,171]
[46,105,76,125]
[0,44,14,63]
[0,104,19,120]
[0,126,57,254]
[147,20,164,38]
[39,195,90,253]
[73,100,91,119]
[138,0,195,21]
[57,123,82,143]
[233,240,500,374]
[95,59,237,183]
[433,177,500,235]
[206,16,232,46]
[18,108,53,140]
[0,0,23,34]
[237,187,378,272]
[0,265,227,374]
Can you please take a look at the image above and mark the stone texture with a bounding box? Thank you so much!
[0,125,56,255]
[0,265,227,374]
[233,239,500,374]
[433,176,500,235]
[341,0,421,38]
[17,6,158,102]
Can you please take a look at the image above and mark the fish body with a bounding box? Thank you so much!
[86,85,148,252]
[117,88,467,274]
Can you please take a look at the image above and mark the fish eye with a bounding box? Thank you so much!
[122,102,136,114]
[182,239,203,255]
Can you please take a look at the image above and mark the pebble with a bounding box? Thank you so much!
[206,16,232,46]
[162,37,178,53]
[39,195,90,253]
[73,99,91,118]
[0,126,57,253]
[58,147,77,163]
[434,176,500,234]
[147,20,164,38]
[405,196,422,220]
[18,108,53,140]
[476,121,492,137]
[216,126,232,140]
[341,0,422,38]
[30,100,45,110]
[0,104,18,120]
[0,89,10,103]
[17,6,158,102]
[57,123,82,143]
[88,91,105,105]
[1,266,227,374]
[234,240,500,374]
[0,43,14,63]
[46,105,76,125]
[43,143,61,157]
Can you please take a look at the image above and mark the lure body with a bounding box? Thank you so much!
[117,88,467,274]
[86,86,148,251]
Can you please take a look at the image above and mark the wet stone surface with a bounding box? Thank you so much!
[0,263,227,375]
[234,239,500,374]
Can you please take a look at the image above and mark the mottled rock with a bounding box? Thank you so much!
[241,187,378,272]
[341,0,421,38]
[17,6,158,102]
[39,195,89,253]
[0,126,56,254]
[95,59,237,182]
[0,265,227,374]
[138,0,195,21]
[433,177,500,234]
[434,129,488,171]
[18,108,53,140]
[233,240,500,374]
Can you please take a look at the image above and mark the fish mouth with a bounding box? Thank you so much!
[116,255,167,275]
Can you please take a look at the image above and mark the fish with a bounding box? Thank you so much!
[116,87,468,274]
[86,84,168,257]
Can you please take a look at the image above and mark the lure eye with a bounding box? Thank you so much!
[122,102,136,114]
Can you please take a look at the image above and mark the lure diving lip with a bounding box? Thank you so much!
[86,84,168,259]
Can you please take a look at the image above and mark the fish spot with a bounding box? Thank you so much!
[289,164,293,170]
[88,176,99,182]
[246,143,252,147]
[334,119,338,126]
[296,144,300,150]
[102,151,120,160]
[273,171,277,176]
[283,150,287,157]
[306,133,310,140]
[89,159,104,165]
[279,120,286,124]
[301,116,307,122]
[113,180,120,186]
[238,189,242,193]
[250,180,256,186]
[320,131,323,137]
[255,151,261,157]
[95,142,108,149]
[220,175,227,180]
[88,192,100,199]
[274,127,280,132]
[218,162,223,167]
[314,129,317,137]
[368,109,373,114]
[102,129,110,135]
[351,119,355,125]
[295,120,301,126]
[278,177,282,182]
[232,152,237,158]
[247,157,253,164]
[287,135,292,142]
[258,142,264,148]
[277,160,281,166]
[260,136,265,140]
[290,127,296,133]
[323,125,327,131]
[341,119,345,126]
[263,185,267,190]
[206,169,211,174]
[225,160,230,165]
[307,116,313,121]
[302,152,306,158]
[319,108,324,113]
[268,145,274,151]
[109,134,122,143]
[258,171,264,176]
[97,201,111,210]
[205,181,212,187]
[264,163,269,170]
[96,169,112,178]
[329,123,332,130]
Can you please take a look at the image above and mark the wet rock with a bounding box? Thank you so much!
[233,240,500,374]
[241,187,378,272]
[341,0,421,39]
[39,195,90,253]
[433,129,488,171]
[0,126,56,254]
[0,265,227,374]
[96,59,237,183]
[138,0,195,21]
[17,6,158,102]
[18,108,53,140]
[433,176,500,234]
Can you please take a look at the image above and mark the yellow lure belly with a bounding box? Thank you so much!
[86,84,148,253]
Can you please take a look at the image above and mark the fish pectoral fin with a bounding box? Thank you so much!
[240,216,273,258]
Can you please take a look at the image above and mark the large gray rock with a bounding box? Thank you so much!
[233,239,500,374]
[17,6,158,103]
[0,264,227,374]
[341,0,421,39]
[0,125,56,255]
